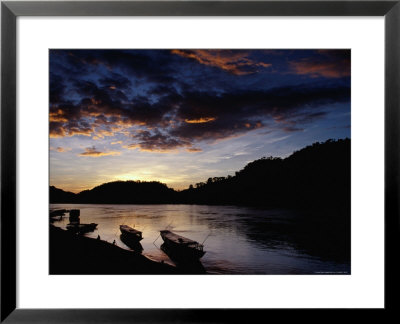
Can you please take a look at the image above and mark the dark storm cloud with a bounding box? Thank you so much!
[127,130,192,152]
[49,77,176,137]
[98,72,132,90]
[70,49,178,84]
[50,49,350,150]
[50,51,95,78]
[50,82,349,147]
[169,84,349,141]
[50,73,65,103]
[176,85,349,122]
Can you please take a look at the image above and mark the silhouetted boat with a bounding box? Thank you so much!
[50,209,67,222]
[160,230,205,260]
[160,243,206,273]
[66,222,97,234]
[50,209,68,218]
[120,225,143,242]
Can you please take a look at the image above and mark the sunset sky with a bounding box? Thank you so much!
[50,49,350,193]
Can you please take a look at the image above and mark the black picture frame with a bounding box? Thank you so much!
[1,0,399,322]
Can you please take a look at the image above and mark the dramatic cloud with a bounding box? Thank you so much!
[50,146,70,153]
[79,146,121,157]
[50,49,350,152]
[185,117,217,124]
[124,130,192,153]
[50,49,351,192]
[172,49,272,75]
[186,147,203,152]
[290,50,350,78]
[168,84,349,143]
[50,82,349,150]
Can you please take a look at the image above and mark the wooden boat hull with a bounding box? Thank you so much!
[160,230,205,260]
[119,225,143,242]
[50,209,67,218]
[160,242,205,262]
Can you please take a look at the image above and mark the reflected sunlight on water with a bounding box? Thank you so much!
[50,204,350,274]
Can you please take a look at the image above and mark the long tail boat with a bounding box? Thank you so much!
[160,230,205,260]
[120,225,143,242]
[66,222,97,234]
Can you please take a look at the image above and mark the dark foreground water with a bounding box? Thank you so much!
[50,204,350,274]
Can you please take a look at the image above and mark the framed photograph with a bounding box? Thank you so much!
[1,0,398,322]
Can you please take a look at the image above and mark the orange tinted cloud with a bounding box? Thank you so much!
[50,124,93,138]
[186,147,202,152]
[49,116,68,122]
[49,127,66,138]
[92,129,115,139]
[123,144,178,153]
[50,50,349,152]
[79,146,121,157]
[185,117,216,124]
[50,146,71,153]
[291,61,350,78]
[172,50,271,75]
[50,109,68,122]
[290,51,350,78]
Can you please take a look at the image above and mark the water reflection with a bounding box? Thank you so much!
[160,243,206,274]
[50,204,350,274]
[119,234,143,253]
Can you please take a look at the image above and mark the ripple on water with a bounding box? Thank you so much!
[50,204,350,274]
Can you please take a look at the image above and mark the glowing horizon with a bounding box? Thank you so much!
[50,49,350,193]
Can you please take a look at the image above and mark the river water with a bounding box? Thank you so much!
[50,204,350,274]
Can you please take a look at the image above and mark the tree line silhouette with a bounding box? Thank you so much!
[50,138,350,211]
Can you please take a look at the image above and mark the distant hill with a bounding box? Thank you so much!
[76,181,177,204]
[50,186,77,203]
[180,138,350,210]
[50,181,177,204]
[50,138,350,211]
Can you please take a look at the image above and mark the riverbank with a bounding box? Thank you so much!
[50,204,349,274]
[50,226,179,274]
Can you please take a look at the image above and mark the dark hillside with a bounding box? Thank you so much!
[76,180,178,204]
[50,139,350,211]
[50,186,77,203]
[180,138,350,210]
